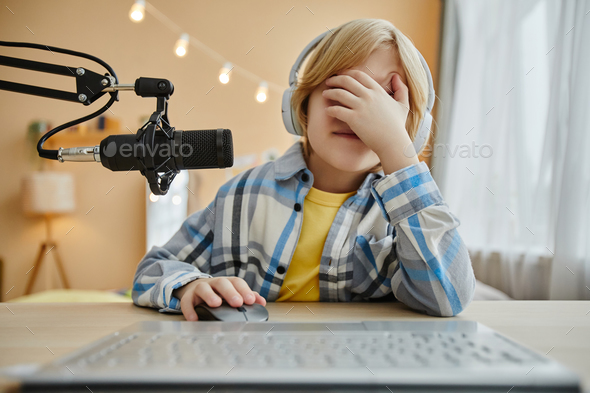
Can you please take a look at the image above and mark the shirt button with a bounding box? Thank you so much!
[301,173,310,182]
[294,203,302,212]
[276,266,286,274]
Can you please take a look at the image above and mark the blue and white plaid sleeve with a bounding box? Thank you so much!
[371,161,476,317]
[131,202,215,314]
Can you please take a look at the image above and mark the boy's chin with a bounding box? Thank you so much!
[323,153,379,174]
[309,137,380,173]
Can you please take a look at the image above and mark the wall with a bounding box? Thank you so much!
[0,0,441,300]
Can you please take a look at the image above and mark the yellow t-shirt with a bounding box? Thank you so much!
[276,186,356,301]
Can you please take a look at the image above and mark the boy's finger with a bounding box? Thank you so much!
[210,278,243,307]
[390,74,409,108]
[194,282,223,308]
[179,290,199,321]
[229,278,257,304]
[253,292,267,306]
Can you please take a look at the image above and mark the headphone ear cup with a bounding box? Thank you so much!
[282,86,302,136]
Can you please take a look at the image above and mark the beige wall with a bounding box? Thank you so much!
[0,0,441,301]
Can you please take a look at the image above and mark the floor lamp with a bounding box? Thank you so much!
[22,172,76,295]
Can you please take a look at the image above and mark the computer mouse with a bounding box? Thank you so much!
[194,301,269,322]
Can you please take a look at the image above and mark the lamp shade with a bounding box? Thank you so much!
[22,172,76,216]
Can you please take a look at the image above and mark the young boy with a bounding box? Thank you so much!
[132,19,476,320]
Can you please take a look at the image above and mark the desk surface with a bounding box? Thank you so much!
[1,301,589,392]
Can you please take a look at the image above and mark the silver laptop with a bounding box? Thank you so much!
[20,320,581,392]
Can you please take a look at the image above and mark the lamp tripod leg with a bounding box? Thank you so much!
[24,243,48,295]
[51,242,70,289]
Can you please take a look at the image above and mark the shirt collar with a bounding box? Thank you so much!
[273,141,308,181]
[273,141,384,191]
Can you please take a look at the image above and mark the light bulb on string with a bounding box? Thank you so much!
[129,0,145,22]
[256,81,268,103]
[149,193,159,202]
[126,2,278,107]
[175,33,189,57]
[219,62,233,84]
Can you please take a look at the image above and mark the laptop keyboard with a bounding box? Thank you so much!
[70,330,548,372]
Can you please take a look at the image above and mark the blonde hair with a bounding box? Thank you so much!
[291,18,430,170]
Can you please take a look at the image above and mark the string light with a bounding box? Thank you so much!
[219,62,233,84]
[149,193,159,202]
[129,0,145,23]
[132,2,284,102]
[172,195,182,205]
[174,33,189,57]
[256,81,269,103]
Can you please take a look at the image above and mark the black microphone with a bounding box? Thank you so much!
[57,128,233,172]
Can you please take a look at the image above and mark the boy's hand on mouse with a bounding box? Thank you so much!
[174,276,266,321]
[323,69,420,173]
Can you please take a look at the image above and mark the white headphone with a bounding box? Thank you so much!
[281,30,435,155]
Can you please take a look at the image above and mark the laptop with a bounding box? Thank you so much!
[19,320,582,392]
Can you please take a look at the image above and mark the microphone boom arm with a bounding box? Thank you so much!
[0,41,183,195]
[0,54,116,106]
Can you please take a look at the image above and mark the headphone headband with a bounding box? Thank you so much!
[287,31,329,88]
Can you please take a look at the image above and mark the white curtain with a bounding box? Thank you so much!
[432,0,590,299]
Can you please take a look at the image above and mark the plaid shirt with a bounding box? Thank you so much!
[132,141,475,317]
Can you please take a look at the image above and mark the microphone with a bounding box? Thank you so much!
[57,128,234,172]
